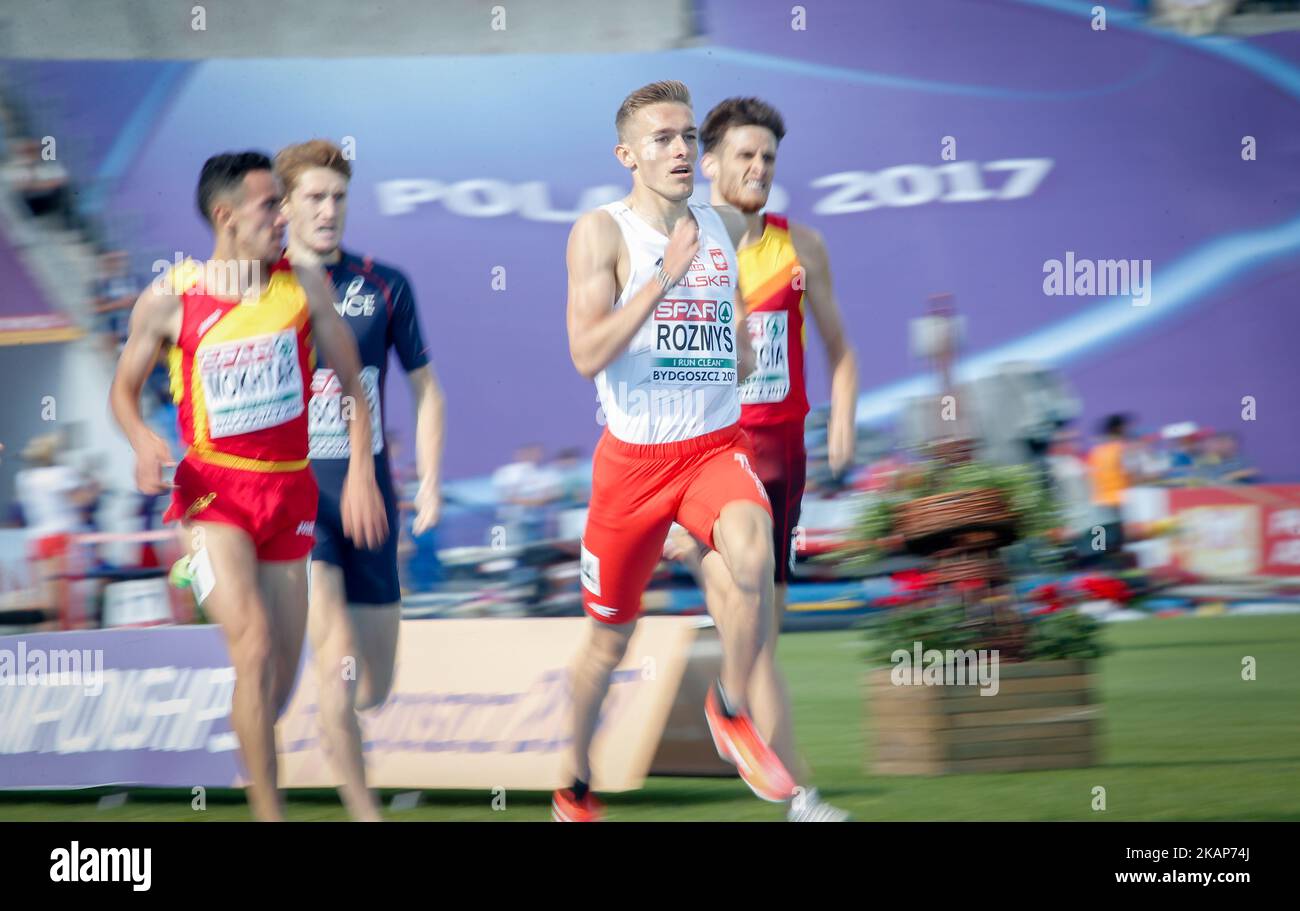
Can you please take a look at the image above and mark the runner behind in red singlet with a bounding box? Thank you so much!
[666,96,860,821]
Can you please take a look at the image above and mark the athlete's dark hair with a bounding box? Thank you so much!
[196,150,274,225]
[700,97,786,154]
[1101,413,1131,437]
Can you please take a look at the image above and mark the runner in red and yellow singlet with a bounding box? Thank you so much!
[161,254,320,556]
[667,97,860,821]
[110,151,388,822]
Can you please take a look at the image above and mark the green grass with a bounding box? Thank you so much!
[3,614,1298,821]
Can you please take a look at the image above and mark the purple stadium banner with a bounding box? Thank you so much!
[2,0,1297,481]
[0,620,694,791]
[0,627,241,787]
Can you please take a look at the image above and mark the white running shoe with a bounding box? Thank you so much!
[787,787,851,822]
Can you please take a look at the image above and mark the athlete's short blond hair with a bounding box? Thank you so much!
[274,139,352,197]
[615,80,692,140]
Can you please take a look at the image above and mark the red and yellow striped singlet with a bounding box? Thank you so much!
[167,257,316,472]
[737,213,810,427]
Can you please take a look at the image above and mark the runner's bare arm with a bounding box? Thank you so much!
[708,206,757,383]
[297,263,375,460]
[566,209,698,379]
[791,222,858,474]
[407,363,445,534]
[297,262,389,549]
[109,283,180,494]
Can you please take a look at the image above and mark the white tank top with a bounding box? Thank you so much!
[595,201,742,444]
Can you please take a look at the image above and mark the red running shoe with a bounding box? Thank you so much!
[704,682,797,803]
[552,788,605,822]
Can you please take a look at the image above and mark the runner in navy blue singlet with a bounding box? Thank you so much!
[276,140,445,821]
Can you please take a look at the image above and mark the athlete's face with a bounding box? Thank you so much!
[619,102,697,202]
[223,169,285,263]
[706,125,777,214]
[285,167,349,256]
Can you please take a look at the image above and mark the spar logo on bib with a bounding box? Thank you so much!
[197,328,304,439]
[739,311,790,404]
[651,298,736,385]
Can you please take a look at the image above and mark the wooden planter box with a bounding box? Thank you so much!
[865,659,1102,775]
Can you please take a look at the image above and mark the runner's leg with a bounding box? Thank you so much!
[260,557,309,719]
[309,464,401,819]
[694,550,806,780]
[190,521,282,821]
[706,500,774,713]
[352,604,401,710]
[308,562,384,821]
[567,617,636,784]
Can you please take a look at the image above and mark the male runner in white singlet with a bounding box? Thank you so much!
[554,81,795,822]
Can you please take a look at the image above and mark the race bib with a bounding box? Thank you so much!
[307,365,383,459]
[197,328,305,439]
[189,547,216,605]
[739,311,790,404]
[649,297,737,386]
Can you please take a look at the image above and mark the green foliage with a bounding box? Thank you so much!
[864,603,1108,665]
[839,457,1060,573]
[862,602,978,667]
[1022,608,1109,661]
[932,461,1058,539]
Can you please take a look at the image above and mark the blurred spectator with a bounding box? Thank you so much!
[550,447,589,507]
[3,137,79,231]
[1046,426,1104,564]
[1134,430,1171,480]
[1135,423,1259,486]
[1163,423,1201,482]
[491,444,560,545]
[90,249,139,347]
[1199,431,1257,484]
[1087,413,1140,558]
[12,433,92,628]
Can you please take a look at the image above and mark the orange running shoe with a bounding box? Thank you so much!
[704,681,797,803]
[552,788,605,822]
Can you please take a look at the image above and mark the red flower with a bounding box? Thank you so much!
[893,570,938,593]
[1074,574,1133,603]
[876,590,930,608]
[1029,583,1062,604]
[1026,583,1070,615]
